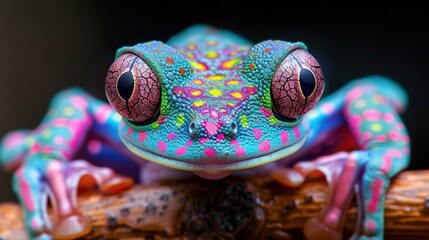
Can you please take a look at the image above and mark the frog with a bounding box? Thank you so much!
[0,24,410,240]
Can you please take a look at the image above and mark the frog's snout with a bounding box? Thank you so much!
[188,119,238,141]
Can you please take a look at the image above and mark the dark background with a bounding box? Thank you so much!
[0,1,427,202]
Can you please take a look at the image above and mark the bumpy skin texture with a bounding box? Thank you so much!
[0,25,410,240]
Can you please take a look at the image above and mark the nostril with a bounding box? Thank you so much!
[189,121,196,138]
[230,121,238,136]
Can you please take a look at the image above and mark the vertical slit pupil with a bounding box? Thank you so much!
[117,71,135,100]
[299,68,316,97]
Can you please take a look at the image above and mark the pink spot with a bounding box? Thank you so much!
[29,142,41,154]
[230,139,239,146]
[88,140,102,154]
[175,146,187,156]
[383,112,395,123]
[363,109,382,121]
[375,135,387,142]
[362,131,372,141]
[168,132,175,141]
[259,107,272,118]
[235,146,246,157]
[4,132,26,149]
[388,130,401,141]
[30,217,41,231]
[200,138,208,144]
[119,121,126,128]
[70,96,88,111]
[186,140,193,146]
[381,154,393,174]
[216,133,225,143]
[258,141,271,153]
[293,126,301,139]
[366,219,377,235]
[204,122,219,136]
[367,178,384,213]
[210,110,219,119]
[173,86,183,95]
[127,127,133,137]
[204,148,216,157]
[54,136,65,145]
[321,103,335,115]
[139,131,147,143]
[404,146,410,154]
[253,128,262,140]
[346,87,364,102]
[94,104,113,124]
[280,131,288,145]
[16,168,35,212]
[157,141,167,153]
[157,115,167,124]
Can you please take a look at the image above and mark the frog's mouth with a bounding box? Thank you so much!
[120,133,308,176]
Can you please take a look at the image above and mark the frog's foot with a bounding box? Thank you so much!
[13,157,133,239]
[293,151,366,240]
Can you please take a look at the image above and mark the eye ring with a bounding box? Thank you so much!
[270,48,324,120]
[105,53,162,125]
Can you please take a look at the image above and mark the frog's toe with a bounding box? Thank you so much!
[304,217,342,240]
[51,214,91,240]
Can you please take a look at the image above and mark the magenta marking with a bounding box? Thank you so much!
[88,140,102,154]
[258,141,271,153]
[280,131,288,145]
[204,122,219,135]
[366,219,377,235]
[47,161,73,216]
[230,139,239,146]
[293,126,301,139]
[168,132,175,141]
[321,103,335,115]
[345,87,364,102]
[383,112,395,123]
[126,127,133,137]
[253,128,262,140]
[235,146,246,157]
[210,110,219,119]
[139,131,147,143]
[200,138,208,144]
[94,104,113,124]
[367,178,384,213]
[362,131,372,141]
[30,217,41,232]
[54,136,65,145]
[29,142,41,154]
[216,133,225,143]
[157,140,167,153]
[16,168,35,212]
[259,107,272,118]
[4,132,26,149]
[185,140,193,146]
[204,148,216,157]
[119,121,126,128]
[173,86,183,95]
[157,115,167,124]
[374,135,387,142]
[175,146,187,156]
[363,109,382,121]
[381,154,393,174]
[70,96,88,111]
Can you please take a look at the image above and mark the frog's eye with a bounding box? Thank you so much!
[105,53,161,125]
[271,49,324,121]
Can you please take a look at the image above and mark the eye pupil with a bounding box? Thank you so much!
[117,71,135,100]
[299,68,316,97]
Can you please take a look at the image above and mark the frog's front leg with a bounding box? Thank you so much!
[0,88,133,239]
[292,76,410,240]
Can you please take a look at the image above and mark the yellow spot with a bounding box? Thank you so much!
[42,130,52,139]
[206,51,218,59]
[226,80,240,85]
[188,44,196,50]
[193,101,206,107]
[221,58,241,69]
[191,90,202,96]
[193,79,203,85]
[371,123,383,132]
[231,92,243,99]
[228,102,236,107]
[189,61,207,71]
[239,115,249,128]
[208,89,222,97]
[207,74,225,80]
[187,53,195,58]
[269,116,279,125]
[63,106,74,116]
[355,99,366,108]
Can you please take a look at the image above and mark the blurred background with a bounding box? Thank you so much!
[0,1,427,202]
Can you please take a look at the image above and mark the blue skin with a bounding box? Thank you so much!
[0,25,410,239]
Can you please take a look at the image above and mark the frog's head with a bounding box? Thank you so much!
[105,40,324,179]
